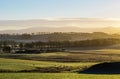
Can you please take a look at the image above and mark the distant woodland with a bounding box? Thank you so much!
[0,32,120,53]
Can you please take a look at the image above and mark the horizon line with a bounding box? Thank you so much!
[0,17,120,21]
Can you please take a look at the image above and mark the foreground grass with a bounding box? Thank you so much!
[0,73,120,79]
[0,58,96,72]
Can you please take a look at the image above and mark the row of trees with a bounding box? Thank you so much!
[0,32,119,40]
[1,38,120,53]
[24,38,120,48]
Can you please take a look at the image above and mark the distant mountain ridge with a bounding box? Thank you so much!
[0,18,120,34]
[0,26,120,34]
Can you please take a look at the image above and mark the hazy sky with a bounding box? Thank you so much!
[0,0,120,30]
[0,0,120,20]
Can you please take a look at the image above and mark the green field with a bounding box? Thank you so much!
[0,58,98,79]
[1,73,120,79]
[1,49,120,62]
[0,58,96,72]
[1,49,120,79]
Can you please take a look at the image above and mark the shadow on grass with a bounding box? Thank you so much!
[0,66,77,73]
[79,62,120,74]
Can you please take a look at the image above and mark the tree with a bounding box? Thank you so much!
[2,46,12,53]
[19,43,24,49]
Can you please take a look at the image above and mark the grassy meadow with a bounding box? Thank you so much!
[1,49,120,79]
[0,58,96,72]
[1,49,120,62]
[1,73,120,79]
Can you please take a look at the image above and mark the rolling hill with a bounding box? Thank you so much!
[0,18,120,34]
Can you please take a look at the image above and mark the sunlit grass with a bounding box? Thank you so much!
[0,58,96,71]
[0,73,120,79]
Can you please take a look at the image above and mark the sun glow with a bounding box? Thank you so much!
[107,18,120,21]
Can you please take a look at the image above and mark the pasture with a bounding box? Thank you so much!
[1,49,120,79]
[0,58,96,72]
[0,73,120,79]
[1,49,120,62]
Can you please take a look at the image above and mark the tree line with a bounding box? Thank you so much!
[0,38,120,53]
[24,38,120,48]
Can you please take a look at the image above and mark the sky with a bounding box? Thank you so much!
[0,0,120,20]
[0,0,120,30]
